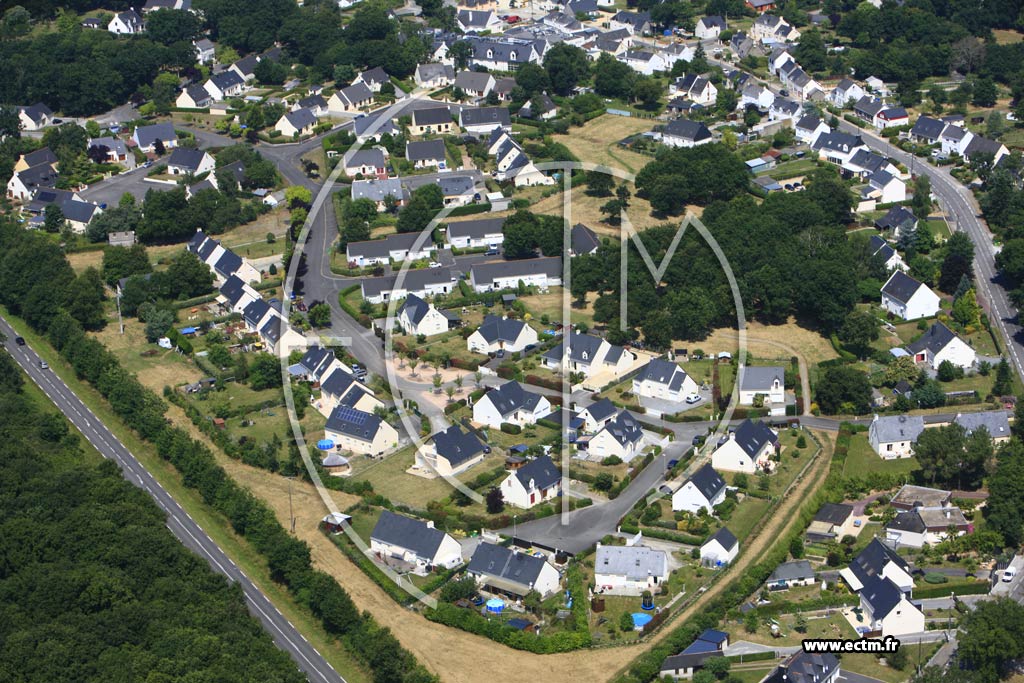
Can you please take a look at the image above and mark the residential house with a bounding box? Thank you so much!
[397,293,451,336]
[229,54,260,82]
[858,575,925,636]
[621,50,669,75]
[343,148,388,178]
[711,419,779,474]
[886,506,970,549]
[446,216,505,249]
[863,170,906,206]
[6,163,57,202]
[370,510,463,574]
[491,76,517,102]
[577,398,618,433]
[346,232,435,267]
[730,31,757,60]
[469,257,562,292]
[328,83,374,114]
[275,108,317,137]
[868,414,925,459]
[840,537,914,593]
[467,314,538,353]
[806,502,855,542]
[632,358,698,402]
[671,463,727,514]
[660,630,731,680]
[108,10,144,34]
[594,543,669,595]
[738,366,785,407]
[167,148,215,176]
[875,106,909,129]
[467,542,560,598]
[354,66,390,92]
[17,103,54,131]
[360,268,456,304]
[740,83,775,111]
[768,97,800,121]
[880,271,941,320]
[409,106,455,136]
[353,115,398,142]
[778,62,821,101]
[609,10,652,35]
[454,70,496,101]
[907,322,976,370]
[293,95,328,117]
[499,455,561,509]
[518,92,557,120]
[588,410,644,462]
[177,84,213,109]
[204,70,245,101]
[954,410,1011,443]
[660,119,713,148]
[401,139,446,172]
[415,63,456,88]
[845,149,899,180]
[700,527,739,566]
[87,137,134,168]
[940,124,972,157]
[464,36,540,72]
[194,38,215,64]
[761,652,840,683]
[457,9,502,33]
[751,13,799,42]
[459,106,511,135]
[963,134,1010,166]
[14,148,57,174]
[891,484,953,511]
[350,178,408,212]
[318,367,384,418]
[671,74,718,105]
[767,560,816,590]
[830,77,865,107]
[417,424,487,477]
[570,223,600,257]
[436,174,478,206]
[794,114,829,145]
[695,15,726,39]
[910,115,947,145]
[541,330,636,380]
[875,205,918,238]
[473,381,551,428]
[813,131,868,166]
[132,122,177,153]
[187,229,262,284]
[324,405,399,457]
[868,234,906,272]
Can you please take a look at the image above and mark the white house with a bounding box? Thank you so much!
[457,9,502,32]
[794,114,829,146]
[370,510,463,575]
[588,410,645,462]
[880,271,941,321]
[670,74,717,106]
[167,148,215,176]
[868,414,925,459]
[499,455,561,509]
[594,543,669,596]
[467,315,538,354]
[694,15,726,39]
[866,170,906,205]
[415,63,456,88]
[328,83,374,114]
[469,257,562,293]
[671,464,727,514]
[812,131,868,166]
[17,103,54,131]
[416,424,487,477]
[869,235,906,272]
[577,398,618,433]
[886,506,970,549]
[108,9,144,34]
[473,381,551,428]
[907,322,976,370]
[660,119,713,148]
[454,70,496,100]
[830,77,866,108]
[343,148,388,178]
[859,575,925,637]
[711,419,779,474]
[700,527,739,566]
[766,560,817,590]
[541,331,635,381]
[467,542,560,598]
[353,66,390,93]
[176,84,213,109]
[737,366,785,407]
[397,293,451,337]
[446,216,505,249]
[760,652,840,683]
[840,538,914,594]
[659,630,731,680]
[346,232,436,267]
[204,71,246,101]
[132,122,177,153]
[324,405,399,457]
[275,108,317,138]
[406,139,447,169]
[632,358,698,402]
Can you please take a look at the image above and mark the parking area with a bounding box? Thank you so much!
[80,166,167,206]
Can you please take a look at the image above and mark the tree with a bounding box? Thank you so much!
[940,232,975,292]
[972,78,998,108]
[543,43,589,96]
[619,611,635,632]
[838,310,880,358]
[249,353,283,391]
[937,359,963,382]
[502,210,540,259]
[395,184,443,234]
[143,308,174,342]
[43,204,66,234]
[912,174,932,218]
[485,487,504,514]
[634,143,749,213]
[593,53,636,100]
[152,72,180,114]
[993,358,1013,396]
[165,251,214,298]
[915,424,967,486]
[594,472,614,491]
[789,536,805,559]
[514,63,550,97]
[308,303,331,328]
[632,78,662,109]
[815,366,872,415]
[586,170,615,197]
[285,185,312,208]
[703,656,730,679]
[884,355,919,385]
[987,441,1024,546]
[952,288,982,327]
[912,378,946,409]
[0,5,31,39]
[957,599,1024,683]
[450,41,473,71]
[66,268,107,331]
[716,88,738,116]
[102,244,151,286]
[794,28,827,72]
[951,37,986,75]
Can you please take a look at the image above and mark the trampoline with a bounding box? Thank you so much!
[485,598,505,614]
[631,613,653,630]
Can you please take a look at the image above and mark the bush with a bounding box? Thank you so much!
[499,423,522,434]
[923,572,949,584]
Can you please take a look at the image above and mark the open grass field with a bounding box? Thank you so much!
[843,433,921,479]
[555,114,658,174]
[735,611,858,647]
[994,29,1024,44]
[220,208,290,260]
[700,320,840,366]
[91,316,204,390]
[529,188,666,236]
[519,287,596,327]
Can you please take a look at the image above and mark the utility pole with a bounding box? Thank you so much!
[287,476,296,534]
[116,289,124,334]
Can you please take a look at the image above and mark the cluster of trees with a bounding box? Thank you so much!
[571,167,861,348]
[592,53,666,109]
[501,210,565,259]
[914,422,994,490]
[912,600,1024,683]
[0,350,309,683]
[117,250,215,317]
[634,143,751,214]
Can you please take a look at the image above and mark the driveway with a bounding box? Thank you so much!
[80,165,164,206]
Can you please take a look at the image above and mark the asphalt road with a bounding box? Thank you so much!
[0,316,346,683]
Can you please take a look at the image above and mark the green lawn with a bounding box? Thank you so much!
[840,644,940,683]
[765,158,821,181]
[843,433,921,479]
[738,612,858,647]
[725,496,772,542]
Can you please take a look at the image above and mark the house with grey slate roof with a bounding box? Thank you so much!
[712,419,779,473]
[446,216,505,249]
[473,381,551,428]
[589,410,645,461]
[594,543,669,595]
[541,330,635,381]
[868,414,925,459]
[632,358,699,403]
[324,405,399,456]
[467,314,538,354]
[371,510,463,574]
[738,365,785,408]
[499,455,561,509]
[469,256,562,293]
[906,322,975,370]
[467,542,561,598]
[767,560,816,589]
[701,527,738,566]
[761,652,840,683]
[881,270,941,320]
[671,463,727,513]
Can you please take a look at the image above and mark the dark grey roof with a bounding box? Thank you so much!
[187,229,208,253]
[260,315,283,345]
[213,249,242,278]
[209,70,244,92]
[325,405,384,443]
[611,10,651,29]
[881,270,927,305]
[911,115,946,141]
[58,199,100,224]
[233,54,260,76]
[848,149,890,174]
[471,256,561,287]
[298,94,327,110]
[869,414,925,444]
[371,510,449,560]
[437,174,476,196]
[795,114,822,132]
[466,36,536,65]
[398,292,432,325]
[242,298,271,327]
[964,134,1005,159]
[458,8,496,27]
[467,542,549,589]
[350,178,407,203]
[134,122,176,149]
[739,366,784,394]
[875,205,917,231]
[699,15,726,29]
[19,103,53,124]
[354,116,398,138]
[814,502,853,526]
[21,147,57,168]
[768,560,815,583]
[860,574,903,619]
[854,95,885,118]
[848,538,910,589]
[729,419,778,458]
[321,367,358,398]
[512,455,560,490]
[636,358,690,392]
[282,107,317,131]
[705,526,737,551]
[448,216,504,240]
[907,322,959,356]
[582,397,617,423]
[406,138,446,162]
[15,163,58,191]
[762,652,839,683]
[454,70,494,93]
[954,410,1010,438]
[663,118,712,142]
[475,314,529,344]
[337,82,373,106]
[879,106,907,120]
[599,410,642,447]
[432,424,486,466]
[412,106,453,126]
[346,148,386,169]
[812,131,863,153]
[686,464,725,502]
[357,66,389,86]
[887,510,927,534]
[416,63,455,81]
[482,381,545,418]
[571,223,600,255]
[360,268,453,298]
[299,344,337,380]
[167,147,209,172]
[183,84,211,104]
[460,106,511,128]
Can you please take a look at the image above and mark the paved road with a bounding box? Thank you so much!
[0,316,346,683]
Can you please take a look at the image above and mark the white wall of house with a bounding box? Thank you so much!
[466,325,538,354]
[370,532,463,574]
[473,394,551,429]
[928,337,977,370]
[588,429,642,462]
[711,438,773,474]
[500,470,561,509]
[881,286,941,320]
[671,480,726,513]
[325,421,398,456]
[700,539,738,565]
[862,593,925,637]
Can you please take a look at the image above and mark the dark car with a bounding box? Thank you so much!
[691,434,705,446]
[15,336,25,346]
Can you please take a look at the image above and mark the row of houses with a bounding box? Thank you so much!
[867,409,1010,459]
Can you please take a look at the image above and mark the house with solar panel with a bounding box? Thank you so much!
[324,405,398,457]
[594,543,669,595]
[711,419,779,474]
[467,315,538,354]
[466,542,560,599]
[761,651,839,683]
[659,629,730,679]
[416,424,488,477]
[472,381,551,429]
[839,537,915,600]
[671,464,726,514]
[186,229,261,284]
[587,410,645,462]
[632,358,699,403]
[370,510,463,574]
[318,365,384,419]
[499,455,561,509]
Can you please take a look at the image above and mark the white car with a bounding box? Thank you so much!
[1003,566,1018,582]
[685,394,702,404]
[428,261,442,268]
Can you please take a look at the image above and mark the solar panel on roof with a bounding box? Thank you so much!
[336,406,368,425]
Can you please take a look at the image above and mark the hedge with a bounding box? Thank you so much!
[911,581,990,599]
[726,650,777,663]
[500,422,522,434]
[446,202,492,217]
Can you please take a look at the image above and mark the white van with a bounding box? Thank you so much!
[1003,566,1017,582]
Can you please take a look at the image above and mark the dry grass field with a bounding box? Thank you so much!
[554,114,657,174]
[699,319,839,365]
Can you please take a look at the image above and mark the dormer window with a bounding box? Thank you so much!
[510,51,517,60]
[487,49,493,58]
